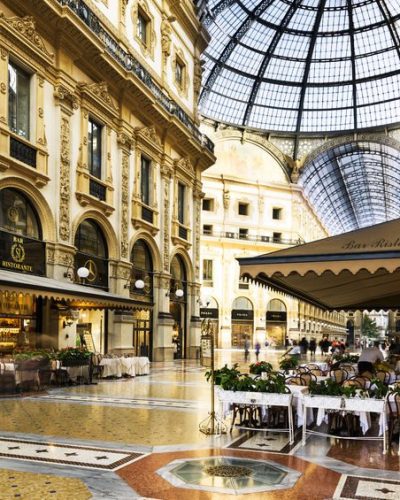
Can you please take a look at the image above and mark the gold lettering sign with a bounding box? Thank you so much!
[1,260,32,272]
[84,259,98,282]
[11,240,25,263]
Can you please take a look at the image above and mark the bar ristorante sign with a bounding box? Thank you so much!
[0,231,45,275]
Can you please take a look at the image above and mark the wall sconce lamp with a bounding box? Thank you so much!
[166,288,184,298]
[124,278,145,290]
[64,265,90,281]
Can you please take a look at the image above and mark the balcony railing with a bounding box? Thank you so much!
[141,205,154,224]
[57,0,214,154]
[10,137,37,168]
[89,178,106,201]
[202,230,303,246]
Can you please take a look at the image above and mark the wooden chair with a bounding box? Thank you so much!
[386,392,400,454]
[285,375,304,385]
[346,376,370,389]
[310,368,323,376]
[375,370,391,385]
[330,369,348,384]
[299,372,317,386]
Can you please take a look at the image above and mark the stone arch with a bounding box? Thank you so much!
[0,177,56,242]
[213,128,291,181]
[170,248,194,283]
[129,232,162,273]
[72,210,119,260]
[267,298,287,312]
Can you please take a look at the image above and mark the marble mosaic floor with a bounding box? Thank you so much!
[0,350,399,499]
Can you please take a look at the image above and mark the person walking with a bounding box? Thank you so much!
[309,338,317,358]
[255,341,261,360]
[244,337,250,362]
[357,341,384,375]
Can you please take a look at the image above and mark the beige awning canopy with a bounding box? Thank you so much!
[238,218,400,311]
[0,269,148,310]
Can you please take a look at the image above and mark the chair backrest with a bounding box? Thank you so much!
[330,369,348,383]
[297,366,310,373]
[307,364,321,370]
[310,369,323,376]
[347,376,370,389]
[285,376,303,385]
[386,392,400,418]
[342,378,364,388]
[375,371,391,385]
[300,372,317,385]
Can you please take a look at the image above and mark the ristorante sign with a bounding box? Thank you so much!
[0,230,45,275]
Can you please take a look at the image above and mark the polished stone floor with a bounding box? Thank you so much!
[0,349,399,499]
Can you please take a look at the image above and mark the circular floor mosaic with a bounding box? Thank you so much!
[157,456,302,494]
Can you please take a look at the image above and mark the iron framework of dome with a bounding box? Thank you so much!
[199,0,400,135]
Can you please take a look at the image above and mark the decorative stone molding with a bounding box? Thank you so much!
[0,14,54,62]
[120,153,129,258]
[54,84,79,111]
[162,173,171,272]
[172,47,189,98]
[78,81,119,119]
[117,132,133,151]
[174,157,195,179]
[59,116,71,241]
[223,188,230,209]
[161,14,173,58]
[135,125,162,151]
[131,0,156,59]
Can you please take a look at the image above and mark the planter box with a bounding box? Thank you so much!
[304,395,385,412]
[60,359,90,367]
[216,389,291,406]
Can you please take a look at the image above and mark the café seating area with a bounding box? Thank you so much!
[0,350,150,393]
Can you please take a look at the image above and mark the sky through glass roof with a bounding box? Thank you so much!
[199,0,400,134]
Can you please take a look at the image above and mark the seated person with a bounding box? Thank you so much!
[358,341,384,375]
[289,340,301,357]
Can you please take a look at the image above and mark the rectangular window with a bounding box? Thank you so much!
[202,259,213,282]
[203,224,213,235]
[88,118,102,179]
[272,207,282,220]
[178,182,185,224]
[175,60,184,87]
[140,155,151,205]
[273,232,282,242]
[137,10,148,46]
[239,228,248,239]
[8,62,30,139]
[238,202,249,215]
[202,198,214,211]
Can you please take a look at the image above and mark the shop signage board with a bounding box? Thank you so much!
[200,334,212,367]
[266,311,287,322]
[200,308,218,318]
[232,310,254,320]
[0,230,45,275]
[75,252,108,289]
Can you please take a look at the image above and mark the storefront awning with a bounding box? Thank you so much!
[238,218,400,311]
[0,269,149,310]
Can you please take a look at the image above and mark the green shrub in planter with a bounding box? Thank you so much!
[57,347,91,366]
[279,356,299,372]
[249,361,273,375]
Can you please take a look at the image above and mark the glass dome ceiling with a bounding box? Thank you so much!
[199,0,400,134]
[299,141,400,234]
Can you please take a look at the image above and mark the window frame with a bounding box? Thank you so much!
[202,259,213,283]
[238,202,249,216]
[272,207,282,220]
[202,198,214,211]
[8,60,31,140]
[177,182,185,225]
[140,155,152,206]
[88,116,103,179]
[137,7,149,47]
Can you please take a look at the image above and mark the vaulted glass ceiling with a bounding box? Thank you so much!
[299,141,400,234]
[199,0,400,134]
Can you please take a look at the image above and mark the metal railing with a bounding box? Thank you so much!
[202,230,302,246]
[10,137,37,168]
[57,0,214,154]
[141,205,154,224]
[89,178,106,201]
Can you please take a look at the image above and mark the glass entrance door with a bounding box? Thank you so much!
[133,317,151,358]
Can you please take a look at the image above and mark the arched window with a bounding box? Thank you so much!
[74,219,108,289]
[232,297,253,311]
[0,188,41,239]
[130,239,153,296]
[170,255,187,300]
[267,299,287,312]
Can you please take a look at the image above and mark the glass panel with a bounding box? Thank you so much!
[137,11,147,45]
[141,156,151,205]
[88,118,102,178]
[0,188,40,239]
[178,182,185,224]
[8,62,30,139]
[74,219,107,258]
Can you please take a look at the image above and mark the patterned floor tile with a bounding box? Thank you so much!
[334,475,400,499]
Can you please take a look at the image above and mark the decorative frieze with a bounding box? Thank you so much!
[59,116,71,241]
[120,152,129,259]
[54,84,79,111]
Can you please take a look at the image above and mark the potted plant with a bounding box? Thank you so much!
[279,356,299,373]
[57,347,91,367]
[205,363,240,387]
[249,361,273,376]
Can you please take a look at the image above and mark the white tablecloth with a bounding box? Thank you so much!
[99,357,150,377]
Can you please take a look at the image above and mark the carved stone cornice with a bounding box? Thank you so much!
[54,84,79,112]
[78,81,119,119]
[134,125,163,155]
[117,132,133,152]
[0,13,54,62]
[174,157,195,179]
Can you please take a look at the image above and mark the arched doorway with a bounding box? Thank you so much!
[74,219,108,289]
[74,219,109,353]
[0,188,45,351]
[170,255,187,359]
[231,297,254,349]
[200,296,219,347]
[266,299,287,347]
[130,239,153,358]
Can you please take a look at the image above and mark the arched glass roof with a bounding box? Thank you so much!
[299,141,400,234]
[199,0,400,134]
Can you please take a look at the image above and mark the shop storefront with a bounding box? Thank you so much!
[266,299,287,346]
[169,255,187,359]
[231,297,254,348]
[200,297,219,347]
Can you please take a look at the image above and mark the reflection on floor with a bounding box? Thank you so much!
[0,350,399,499]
